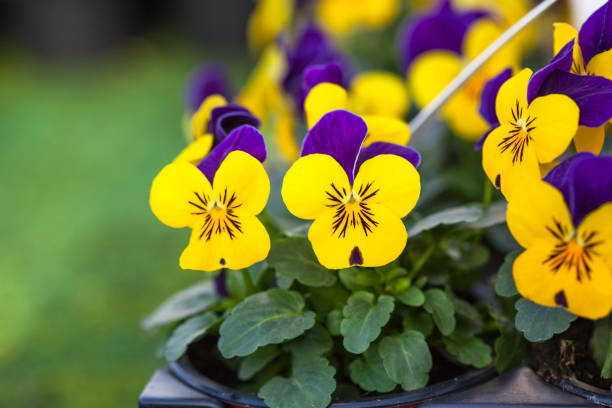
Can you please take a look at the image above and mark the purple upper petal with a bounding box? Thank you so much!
[355,142,421,174]
[544,153,612,226]
[397,0,488,72]
[578,0,612,66]
[527,41,575,104]
[480,67,513,125]
[208,104,261,143]
[303,62,345,95]
[535,70,612,127]
[184,64,233,113]
[301,110,367,184]
[197,125,267,183]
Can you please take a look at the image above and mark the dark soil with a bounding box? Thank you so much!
[531,318,612,390]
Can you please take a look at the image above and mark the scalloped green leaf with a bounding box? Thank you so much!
[514,298,577,342]
[379,330,432,391]
[396,286,425,307]
[443,334,492,369]
[423,289,456,335]
[218,289,315,358]
[494,250,521,297]
[238,345,280,381]
[165,312,218,362]
[349,343,397,393]
[268,237,336,287]
[407,205,483,237]
[340,292,394,354]
[285,324,332,358]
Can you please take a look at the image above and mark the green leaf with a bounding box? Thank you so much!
[591,317,612,367]
[142,281,216,330]
[443,334,492,369]
[451,294,483,336]
[403,311,434,338]
[407,205,483,237]
[326,309,342,336]
[349,343,397,393]
[494,250,521,297]
[340,292,395,354]
[379,330,432,391]
[339,267,379,291]
[494,329,529,372]
[602,338,612,379]
[268,237,336,287]
[423,289,456,336]
[465,201,507,229]
[396,286,425,307]
[276,274,294,289]
[309,284,350,314]
[238,345,280,381]
[258,357,336,408]
[164,312,218,362]
[285,324,332,358]
[514,298,577,342]
[218,289,315,358]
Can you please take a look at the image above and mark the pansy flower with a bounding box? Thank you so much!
[303,64,411,147]
[525,2,612,154]
[481,68,579,199]
[507,153,612,319]
[475,67,513,149]
[176,96,261,165]
[316,0,400,36]
[184,64,234,114]
[401,0,521,140]
[281,110,421,269]
[151,125,270,271]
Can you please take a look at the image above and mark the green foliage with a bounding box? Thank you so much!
[494,328,529,372]
[379,330,432,391]
[591,317,612,367]
[514,298,577,342]
[218,289,316,358]
[349,343,397,393]
[403,311,435,338]
[238,345,281,381]
[326,309,342,336]
[494,250,521,297]
[396,286,425,307]
[165,312,219,362]
[406,204,483,237]
[339,267,379,291]
[284,324,333,358]
[443,334,492,369]
[340,292,395,354]
[268,237,336,287]
[423,289,456,335]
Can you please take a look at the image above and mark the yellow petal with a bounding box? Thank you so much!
[553,22,578,55]
[574,125,605,155]
[586,48,612,80]
[150,162,213,228]
[213,151,270,216]
[282,153,351,220]
[353,154,420,218]
[443,82,489,141]
[180,213,270,271]
[464,19,519,74]
[578,203,612,269]
[274,106,300,161]
[357,0,400,29]
[527,94,579,163]
[349,71,409,118]
[317,0,359,35]
[408,51,462,107]
[304,82,349,128]
[362,115,411,146]
[506,180,573,249]
[247,0,292,51]
[192,94,227,139]
[495,68,531,126]
[308,203,407,269]
[174,135,214,165]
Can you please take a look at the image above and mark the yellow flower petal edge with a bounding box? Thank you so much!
[409,50,463,108]
[349,71,409,118]
[362,115,411,146]
[304,82,349,129]
[573,125,605,155]
[174,135,214,165]
[192,94,227,139]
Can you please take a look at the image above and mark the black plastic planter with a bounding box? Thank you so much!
[546,377,612,407]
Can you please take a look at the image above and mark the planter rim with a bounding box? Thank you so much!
[169,355,497,408]
[546,376,612,407]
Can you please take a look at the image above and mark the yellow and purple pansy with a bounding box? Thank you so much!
[481,68,579,199]
[151,125,270,272]
[508,153,612,319]
[281,110,421,269]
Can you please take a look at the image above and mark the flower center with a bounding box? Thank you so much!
[325,182,379,239]
[188,188,242,242]
[498,99,536,164]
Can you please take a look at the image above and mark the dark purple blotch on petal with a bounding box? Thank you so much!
[554,290,568,308]
[480,67,513,125]
[536,70,612,127]
[208,104,261,143]
[527,40,574,103]
[301,110,367,184]
[303,62,345,95]
[355,142,421,174]
[349,246,363,265]
[396,0,488,72]
[578,0,612,66]
[197,125,267,183]
[184,64,233,112]
[544,153,612,226]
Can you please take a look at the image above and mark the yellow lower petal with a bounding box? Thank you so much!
[349,71,408,118]
[192,95,227,139]
[586,48,612,81]
[528,94,579,163]
[308,203,407,269]
[304,83,349,129]
[282,153,351,220]
[150,162,213,229]
[353,154,420,217]
[362,115,411,146]
[578,203,612,269]
[174,135,214,165]
[574,125,605,155]
[409,51,462,108]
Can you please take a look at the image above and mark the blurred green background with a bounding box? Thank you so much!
[0,1,254,406]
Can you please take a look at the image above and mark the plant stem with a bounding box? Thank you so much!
[483,177,493,209]
[408,244,436,280]
[601,331,612,379]
[241,269,256,295]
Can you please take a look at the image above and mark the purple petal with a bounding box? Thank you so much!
[479,67,513,125]
[184,64,233,112]
[527,40,574,103]
[303,62,345,94]
[301,110,367,184]
[214,271,229,297]
[208,104,261,143]
[578,0,612,66]
[474,127,494,151]
[355,142,421,174]
[536,70,612,127]
[396,0,488,71]
[197,125,267,183]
